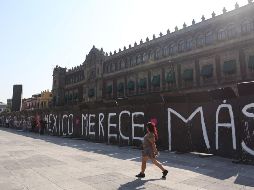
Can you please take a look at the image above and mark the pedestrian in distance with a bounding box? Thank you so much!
[5,117,9,128]
[136,121,168,179]
[39,119,46,135]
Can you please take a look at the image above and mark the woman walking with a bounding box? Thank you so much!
[136,122,168,178]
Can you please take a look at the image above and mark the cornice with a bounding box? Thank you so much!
[104,2,254,61]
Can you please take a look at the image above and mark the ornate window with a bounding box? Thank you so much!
[106,85,113,95]
[88,69,96,79]
[110,63,115,72]
[73,91,78,101]
[120,59,125,69]
[127,81,135,91]
[201,64,213,78]
[117,82,124,93]
[155,48,162,59]
[115,62,120,71]
[227,24,238,39]
[149,50,155,60]
[163,46,169,57]
[64,93,68,103]
[117,60,121,70]
[114,63,118,71]
[241,19,253,34]
[139,78,147,89]
[223,60,236,75]
[107,64,110,73]
[143,52,148,62]
[166,72,175,83]
[88,88,95,98]
[183,69,193,81]
[151,75,160,87]
[69,93,73,101]
[218,29,227,41]
[137,55,142,64]
[169,44,177,55]
[196,34,205,47]
[118,61,121,70]
[205,32,214,45]
[125,58,131,68]
[178,40,185,52]
[131,56,136,66]
[248,55,254,71]
[186,38,193,50]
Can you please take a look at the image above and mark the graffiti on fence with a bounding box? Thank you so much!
[1,84,254,160]
[43,111,145,144]
[167,101,254,156]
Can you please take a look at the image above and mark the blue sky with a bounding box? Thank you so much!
[0,0,247,103]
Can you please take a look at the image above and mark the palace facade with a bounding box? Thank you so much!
[52,2,254,107]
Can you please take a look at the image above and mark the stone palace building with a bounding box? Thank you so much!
[52,2,254,107]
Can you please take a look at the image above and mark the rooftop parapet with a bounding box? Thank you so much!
[105,1,254,61]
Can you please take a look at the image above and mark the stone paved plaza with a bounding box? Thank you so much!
[0,128,254,190]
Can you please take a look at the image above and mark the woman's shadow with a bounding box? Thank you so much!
[118,178,163,190]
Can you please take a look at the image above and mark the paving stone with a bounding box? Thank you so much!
[8,150,34,157]
[182,177,217,188]
[1,128,254,190]
[0,182,25,190]
[0,160,24,170]
[203,181,245,190]
[72,155,96,163]
[27,183,63,190]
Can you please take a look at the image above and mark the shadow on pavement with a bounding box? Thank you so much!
[118,178,164,190]
[1,127,254,188]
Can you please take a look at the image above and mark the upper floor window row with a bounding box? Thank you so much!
[218,24,239,41]
[104,21,254,74]
[217,20,254,41]
[65,74,84,85]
